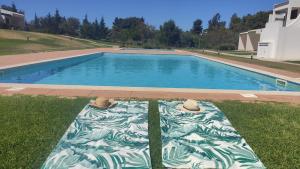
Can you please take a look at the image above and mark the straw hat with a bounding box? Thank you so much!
[177,99,204,113]
[89,97,116,109]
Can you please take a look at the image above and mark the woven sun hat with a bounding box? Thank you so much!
[177,99,204,113]
[90,97,116,109]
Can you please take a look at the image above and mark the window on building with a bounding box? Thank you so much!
[290,9,299,20]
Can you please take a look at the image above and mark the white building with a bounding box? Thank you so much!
[238,29,262,51]
[0,8,25,29]
[239,0,300,61]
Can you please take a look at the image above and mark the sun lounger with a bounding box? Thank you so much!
[42,101,151,169]
[159,100,265,169]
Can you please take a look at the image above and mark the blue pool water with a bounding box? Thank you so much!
[0,53,299,91]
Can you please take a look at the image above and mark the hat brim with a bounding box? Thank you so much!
[89,100,117,109]
[176,104,205,113]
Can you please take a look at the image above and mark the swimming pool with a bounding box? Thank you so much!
[0,53,299,91]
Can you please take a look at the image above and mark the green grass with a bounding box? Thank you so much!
[0,29,113,56]
[223,50,256,56]
[287,61,300,64]
[0,95,90,168]
[0,95,299,168]
[189,49,300,73]
[148,100,163,169]
[215,101,300,169]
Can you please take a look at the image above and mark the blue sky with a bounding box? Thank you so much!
[2,0,283,30]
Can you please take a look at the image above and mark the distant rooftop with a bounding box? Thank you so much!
[0,8,24,16]
[274,1,289,8]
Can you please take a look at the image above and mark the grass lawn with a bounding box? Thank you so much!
[189,49,300,73]
[0,95,299,168]
[287,61,300,64]
[0,29,112,56]
[215,101,300,169]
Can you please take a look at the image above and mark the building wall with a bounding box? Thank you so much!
[10,14,25,29]
[276,16,300,61]
[257,0,300,61]
[0,9,25,29]
[238,31,261,51]
[246,31,260,51]
[257,20,282,60]
[238,34,247,50]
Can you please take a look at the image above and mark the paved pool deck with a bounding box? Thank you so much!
[0,48,299,104]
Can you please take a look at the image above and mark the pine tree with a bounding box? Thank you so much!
[99,17,108,39]
[34,13,40,30]
[54,9,62,34]
[191,19,203,35]
[11,2,17,12]
[81,14,91,39]
[93,19,100,39]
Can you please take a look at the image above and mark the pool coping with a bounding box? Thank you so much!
[0,51,101,70]
[0,48,299,102]
[0,83,299,96]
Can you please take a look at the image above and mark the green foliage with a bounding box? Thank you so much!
[208,13,226,31]
[191,19,203,35]
[159,20,181,47]
[111,17,154,44]
[0,2,271,50]
[61,17,81,36]
[80,14,92,38]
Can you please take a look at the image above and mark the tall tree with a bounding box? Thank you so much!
[33,13,40,30]
[11,2,17,12]
[208,13,226,31]
[159,20,181,47]
[242,11,270,30]
[66,17,80,36]
[112,17,149,43]
[93,19,100,39]
[229,13,243,32]
[53,9,62,34]
[99,17,108,39]
[191,19,203,35]
[80,14,92,39]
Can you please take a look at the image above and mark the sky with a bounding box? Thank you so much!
[1,0,284,30]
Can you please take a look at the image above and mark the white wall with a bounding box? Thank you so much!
[238,34,247,50]
[276,16,300,61]
[257,21,282,59]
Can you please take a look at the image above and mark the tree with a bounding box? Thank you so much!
[229,13,243,32]
[208,13,226,31]
[159,20,181,47]
[11,2,17,12]
[181,31,197,48]
[92,19,100,39]
[53,9,62,34]
[191,19,203,35]
[66,17,80,36]
[111,17,150,44]
[98,17,108,39]
[242,11,270,30]
[40,13,53,33]
[80,15,92,39]
[33,13,40,30]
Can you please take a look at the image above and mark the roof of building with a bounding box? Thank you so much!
[274,1,289,9]
[0,8,24,16]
